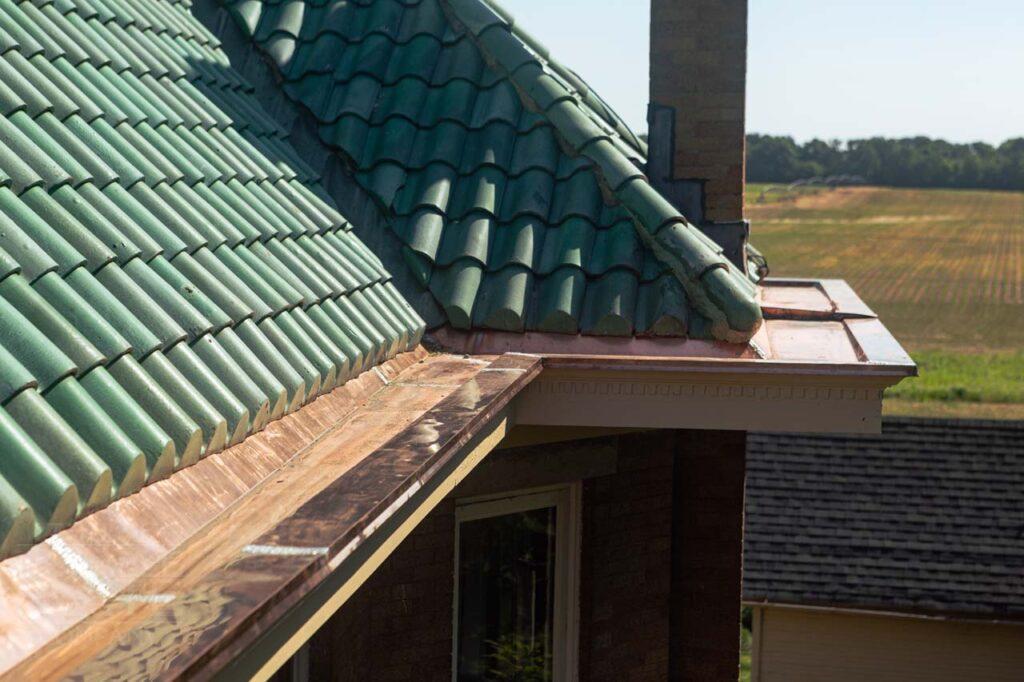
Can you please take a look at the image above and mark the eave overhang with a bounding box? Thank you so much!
[435,279,915,434]
[0,280,912,680]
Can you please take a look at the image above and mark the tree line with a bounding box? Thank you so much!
[746,134,1024,191]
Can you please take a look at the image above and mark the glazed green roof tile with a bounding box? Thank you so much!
[221,0,762,341]
[0,0,765,562]
[0,0,424,558]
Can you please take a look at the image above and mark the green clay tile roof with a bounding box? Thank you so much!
[0,0,424,559]
[220,0,763,341]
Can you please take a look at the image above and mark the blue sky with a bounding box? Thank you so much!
[504,0,1023,144]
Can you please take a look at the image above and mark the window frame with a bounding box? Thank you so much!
[452,483,582,682]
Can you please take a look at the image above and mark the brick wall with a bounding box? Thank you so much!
[650,0,748,223]
[578,433,675,680]
[670,429,747,681]
[308,500,456,682]
[304,431,745,681]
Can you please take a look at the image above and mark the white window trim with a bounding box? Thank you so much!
[452,483,582,682]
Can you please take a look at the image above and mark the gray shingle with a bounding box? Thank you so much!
[744,418,1024,620]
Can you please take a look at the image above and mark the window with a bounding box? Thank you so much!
[454,486,580,682]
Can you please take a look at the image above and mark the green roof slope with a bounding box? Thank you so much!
[0,0,423,558]
[222,0,762,341]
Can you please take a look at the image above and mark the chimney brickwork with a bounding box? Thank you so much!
[649,0,748,225]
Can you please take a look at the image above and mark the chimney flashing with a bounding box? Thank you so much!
[647,103,749,272]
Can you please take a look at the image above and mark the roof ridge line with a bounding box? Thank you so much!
[442,0,762,342]
[452,0,646,156]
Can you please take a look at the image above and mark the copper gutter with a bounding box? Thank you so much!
[2,352,540,681]
[432,280,914,436]
[432,279,917,380]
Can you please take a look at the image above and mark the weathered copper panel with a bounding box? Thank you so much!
[767,320,861,363]
[2,350,541,680]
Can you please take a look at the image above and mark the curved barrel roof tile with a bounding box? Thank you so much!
[0,0,424,559]
[222,0,763,342]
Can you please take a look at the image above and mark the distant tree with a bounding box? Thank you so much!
[746,134,1024,191]
[746,134,821,183]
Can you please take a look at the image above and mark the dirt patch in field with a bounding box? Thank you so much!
[748,186,879,214]
[786,186,877,210]
[756,215,956,225]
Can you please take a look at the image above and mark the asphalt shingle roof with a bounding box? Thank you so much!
[0,0,423,559]
[745,418,1024,620]
[221,0,762,341]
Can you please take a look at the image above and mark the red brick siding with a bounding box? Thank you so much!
[309,500,456,682]
[304,431,746,681]
[578,433,675,681]
[670,429,747,681]
[650,0,748,222]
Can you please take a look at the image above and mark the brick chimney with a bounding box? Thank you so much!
[648,0,748,270]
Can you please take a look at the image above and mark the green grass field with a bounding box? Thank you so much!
[747,184,1024,419]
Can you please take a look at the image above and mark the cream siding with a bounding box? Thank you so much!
[752,605,1024,682]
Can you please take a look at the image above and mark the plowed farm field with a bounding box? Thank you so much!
[747,186,1024,418]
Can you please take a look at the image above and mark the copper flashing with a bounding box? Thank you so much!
[0,350,540,680]
[434,281,913,435]
[0,280,913,677]
[433,279,915,379]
